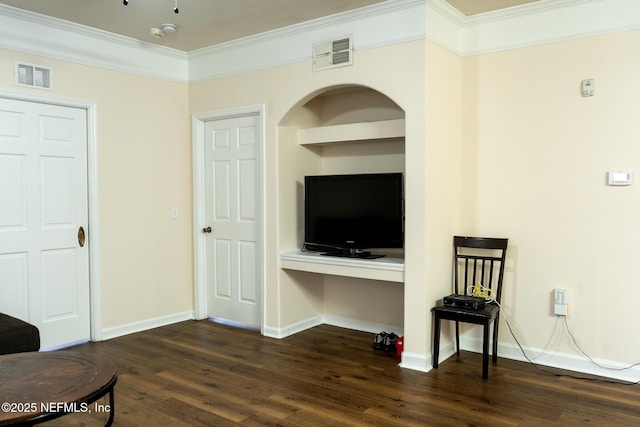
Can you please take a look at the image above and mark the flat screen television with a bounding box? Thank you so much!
[304,172,404,258]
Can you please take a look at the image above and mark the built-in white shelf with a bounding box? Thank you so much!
[298,119,405,146]
[280,249,404,283]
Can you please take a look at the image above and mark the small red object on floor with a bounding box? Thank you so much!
[395,336,404,355]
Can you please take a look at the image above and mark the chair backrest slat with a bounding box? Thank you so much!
[452,236,508,302]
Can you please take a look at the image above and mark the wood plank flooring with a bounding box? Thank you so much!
[47,320,639,426]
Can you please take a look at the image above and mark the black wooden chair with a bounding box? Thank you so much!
[431,236,508,379]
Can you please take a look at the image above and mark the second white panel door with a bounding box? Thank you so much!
[204,114,261,328]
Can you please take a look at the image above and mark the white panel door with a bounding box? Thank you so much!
[204,114,260,327]
[0,98,89,349]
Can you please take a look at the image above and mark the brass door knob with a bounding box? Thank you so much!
[78,226,86,247]
[202,226,212,234]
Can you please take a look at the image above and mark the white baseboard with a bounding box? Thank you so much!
[100,310,194,341]
[263,314,403,340]
[400,351,431,372]
[459,336,640,383]
[263,315,323,339]
[265,315,640,382]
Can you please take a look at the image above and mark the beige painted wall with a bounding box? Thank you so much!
[6,23,635,369]
[462,29,640,362]
[0,49,193,330]
[190,39,457,358]
[422,41,464,347]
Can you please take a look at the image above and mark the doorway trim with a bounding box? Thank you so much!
[192,104,266,333]
[0,89,101,342]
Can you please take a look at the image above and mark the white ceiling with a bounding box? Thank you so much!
[0,0,541,52]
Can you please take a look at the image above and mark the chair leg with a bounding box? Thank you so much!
[455,321,460,357]
[482,322,490,379]
[492,317,499,364]
[432,314,441,369]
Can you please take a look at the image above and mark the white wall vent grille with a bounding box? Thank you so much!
[312,36,353,71]
[15,62,52,89]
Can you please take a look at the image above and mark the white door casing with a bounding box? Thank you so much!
[196,109,263,327]
[0,96,92,349]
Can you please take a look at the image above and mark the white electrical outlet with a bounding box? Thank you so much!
[554,289,568,316]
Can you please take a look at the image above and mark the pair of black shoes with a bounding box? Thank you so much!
[373,331,398,352]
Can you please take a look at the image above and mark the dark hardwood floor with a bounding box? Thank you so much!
[49,320,639,426]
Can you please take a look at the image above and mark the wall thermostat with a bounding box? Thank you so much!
[607,170,632,186]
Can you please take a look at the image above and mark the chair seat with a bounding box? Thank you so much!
[432,301,499,325]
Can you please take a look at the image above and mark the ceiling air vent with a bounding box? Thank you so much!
[15,62,52,89]
[313,36,353,71]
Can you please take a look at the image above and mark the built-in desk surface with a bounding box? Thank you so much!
[280,249,404,283]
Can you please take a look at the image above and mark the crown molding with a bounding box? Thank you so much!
[460,0,640,56]
[187,0,427,82]
[0,3,188,82]
[0,4,185,58]
[424,0,465,55]
[1,0,639,83]
[424,0,640,57]
[190,0,425,59]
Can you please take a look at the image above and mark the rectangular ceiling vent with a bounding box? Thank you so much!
[15,62,52,89]
[313,36,353,71]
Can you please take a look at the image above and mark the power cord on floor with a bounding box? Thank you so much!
[467,284,640,385]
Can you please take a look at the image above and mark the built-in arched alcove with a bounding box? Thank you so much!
[282,84,405,127]
[275,84,406,338]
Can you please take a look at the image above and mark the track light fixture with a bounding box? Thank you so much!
[122,0,179,14]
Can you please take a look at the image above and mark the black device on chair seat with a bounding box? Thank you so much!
[431,236,508,379]
[442,294,486,310]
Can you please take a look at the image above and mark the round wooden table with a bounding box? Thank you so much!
[0,351,117,426]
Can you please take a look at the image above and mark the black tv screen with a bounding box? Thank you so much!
[304,173,404,252]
